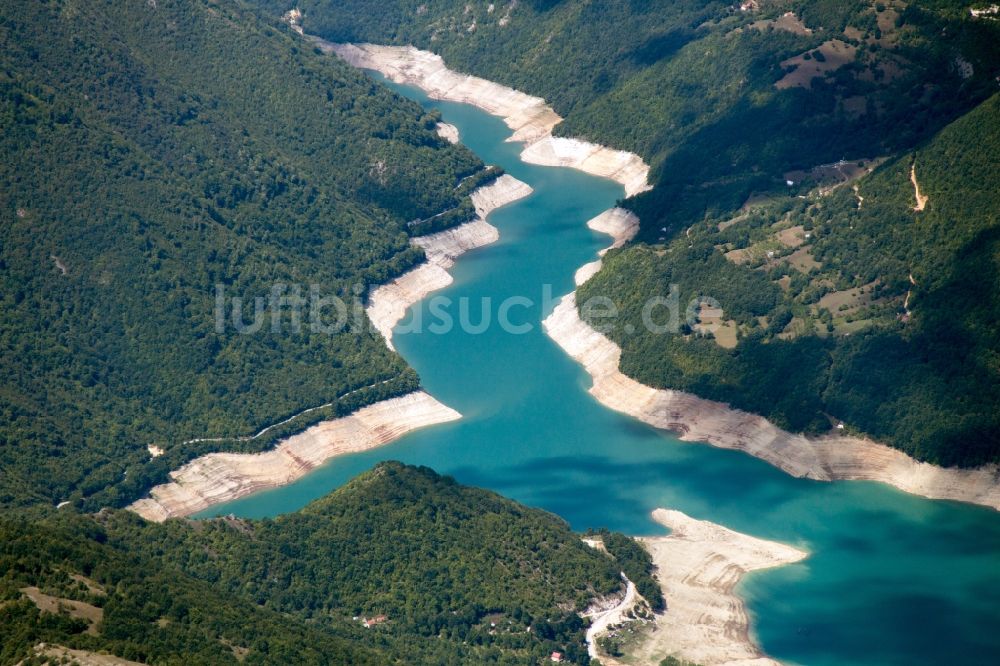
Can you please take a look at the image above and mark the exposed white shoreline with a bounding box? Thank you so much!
[543,290,1000,510]
[325,35,1000,510]
[317,42,652,198]
[366,174,533,349]
[573,207,642,286]
[325,38,1000,511]
[580,510,805,666]
[631,509,808,666]
[131,27,999,525]
[128,392,460,522]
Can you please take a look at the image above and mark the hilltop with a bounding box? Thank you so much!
[0,463,624,664]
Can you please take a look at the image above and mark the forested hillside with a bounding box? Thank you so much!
[274,0,1000,465]
[0,0,492,510]
[1,463,625,665]
[581,94,1000,465]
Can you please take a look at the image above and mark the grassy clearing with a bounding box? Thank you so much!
[776,40,858,90]
[786,247,822,272]
[20,587,103,635]
[748,11,812,37]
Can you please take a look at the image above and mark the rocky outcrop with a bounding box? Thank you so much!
[318,42,651,197]
[436,121,460,143]
[128,392,460,522]
[520,137,650,199]
[631,509,807,666]
[367,174,533,348]
[543,292,1000,510]
[573,208,640,287]
[587,207,640,252]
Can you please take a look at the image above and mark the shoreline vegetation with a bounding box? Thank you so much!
[128,392,459,521]
[319,40,1000,510]
[543,288,1000,512]
[1,0,499,512]
[314,36,999,664]
[9,3,999,665]
[273,0,1000,467]
[7,463,633,664]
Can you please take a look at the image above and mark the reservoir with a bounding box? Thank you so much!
[201,73,1000,665]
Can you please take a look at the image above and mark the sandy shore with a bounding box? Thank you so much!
[128,392,460,521]
[366,174,533,348]
[629,509,807,666]
[318,41,651,197]
[543,291,1000,510]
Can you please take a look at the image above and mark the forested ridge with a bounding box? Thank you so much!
[1,463,629,664]
[0,0,494,510]
[274,0,1000,465]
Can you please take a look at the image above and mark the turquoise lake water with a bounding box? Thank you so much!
[202,75,1000,665]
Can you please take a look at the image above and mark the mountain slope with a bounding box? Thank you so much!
[1,463,624,665]
[0,0,490,510]
[579,92,1000,465]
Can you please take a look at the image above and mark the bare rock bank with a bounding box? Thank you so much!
[318,42,651,197]
[129,392,460,521]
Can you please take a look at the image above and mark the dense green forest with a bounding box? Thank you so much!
[0,0,496,511]
[274,0,1000,465]
[1,463,629,664]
